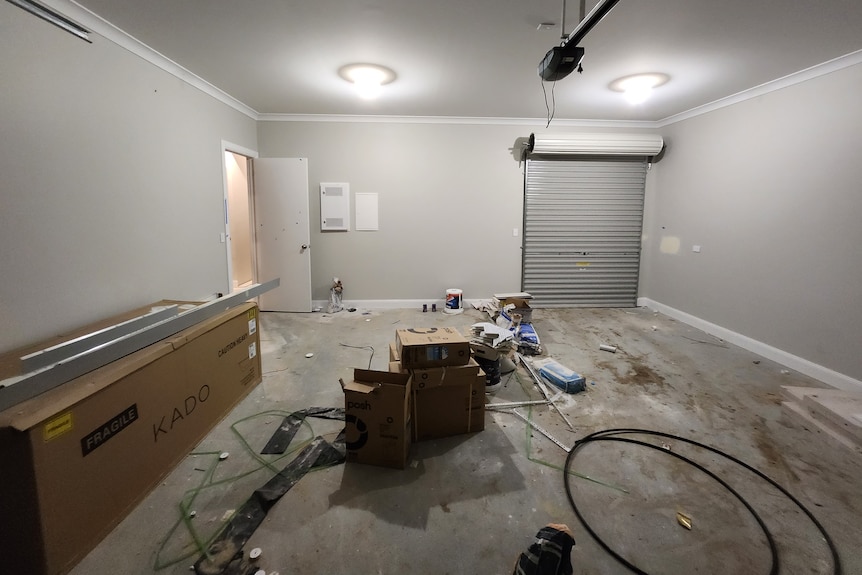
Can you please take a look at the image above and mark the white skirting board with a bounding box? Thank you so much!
[311,299,482,311]
[638,297,862,393]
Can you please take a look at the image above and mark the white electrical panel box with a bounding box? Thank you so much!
[320,182,350,231]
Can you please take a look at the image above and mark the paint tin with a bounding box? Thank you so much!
[444,288,463,314]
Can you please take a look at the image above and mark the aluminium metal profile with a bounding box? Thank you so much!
[0,278,279,412]
[485,399,551,410]
[510,409,572,453]
[20,305,180,373]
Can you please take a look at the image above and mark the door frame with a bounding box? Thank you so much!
[221,140,259,294]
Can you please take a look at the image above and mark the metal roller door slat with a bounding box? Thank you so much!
[523,157,647,307]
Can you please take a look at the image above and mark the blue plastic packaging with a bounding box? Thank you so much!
[538,359,586,393]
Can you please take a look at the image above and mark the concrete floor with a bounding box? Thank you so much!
[71,306,861,575]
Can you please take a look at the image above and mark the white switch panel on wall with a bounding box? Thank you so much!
[320,183,350,231]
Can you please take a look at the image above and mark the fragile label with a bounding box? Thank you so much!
[81,404,138,456]
[249,342,257,359]
[43,412,73,441]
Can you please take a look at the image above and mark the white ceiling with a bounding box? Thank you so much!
[68,0,862,123]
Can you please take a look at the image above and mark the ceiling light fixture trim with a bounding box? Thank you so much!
[609,73,670,104]
[338,63,396,100]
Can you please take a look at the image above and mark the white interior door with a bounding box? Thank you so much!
[253,158,312,312]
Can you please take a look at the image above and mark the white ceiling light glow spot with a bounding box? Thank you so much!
[338,64,396,100]
[609,73,670,105]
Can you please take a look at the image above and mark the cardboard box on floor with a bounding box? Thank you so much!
[389,358,486,441]
[341,368,412,469]
[499,297,533,324]
[395,327,471,369]
[0,302,262,575]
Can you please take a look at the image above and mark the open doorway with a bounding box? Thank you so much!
[224,148,256,292]
[221,144,312,311]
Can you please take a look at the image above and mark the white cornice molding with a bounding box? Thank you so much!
[256,113,656,128]
[48,0,259,120]
[44,2,862,129]
[657,49,862,127]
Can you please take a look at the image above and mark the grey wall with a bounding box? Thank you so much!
[5,0,856,389]
[258,121,535,304]
[0,3,257,353]
[642,63,862,381]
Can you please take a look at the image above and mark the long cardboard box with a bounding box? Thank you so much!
[0,303,262,575]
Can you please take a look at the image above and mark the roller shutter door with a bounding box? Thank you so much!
[522,157,647,307]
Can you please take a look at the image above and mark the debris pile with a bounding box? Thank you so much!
[328,277,344,313]
[482,293,542,355]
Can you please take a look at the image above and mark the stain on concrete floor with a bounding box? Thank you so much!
[69,306,861,575]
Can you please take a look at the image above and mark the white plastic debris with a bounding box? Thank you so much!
[249,547,262,560]
[305,352,314,358]
[219,452,230,460]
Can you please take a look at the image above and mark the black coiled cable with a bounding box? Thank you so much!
[562,428,841,575]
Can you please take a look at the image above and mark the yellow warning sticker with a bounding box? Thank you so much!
[247,308,256,319]
[43,412,73,441]
[576,261,591,267]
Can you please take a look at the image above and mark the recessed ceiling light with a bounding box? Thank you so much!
[338,64,396,100]
[609,73,670,104]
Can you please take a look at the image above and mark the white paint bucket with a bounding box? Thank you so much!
[444,288,463,314]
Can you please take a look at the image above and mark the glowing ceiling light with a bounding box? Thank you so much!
[609,73,670,104]
[338,64,396,100]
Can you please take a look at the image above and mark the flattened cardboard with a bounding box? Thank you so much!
[395,327,470,368]
[342,369,412,469]
[0,303,262,575]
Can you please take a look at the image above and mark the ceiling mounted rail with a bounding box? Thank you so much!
[6,0,91,42]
